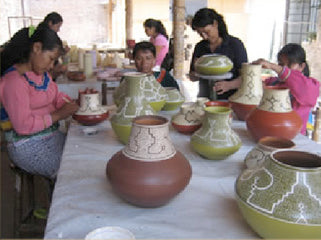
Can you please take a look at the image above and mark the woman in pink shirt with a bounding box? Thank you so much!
[0,27,79,178]
[144,18,169,68]
[253,43,320,135]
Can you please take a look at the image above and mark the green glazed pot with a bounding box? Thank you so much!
[195,54,233,75]
[113,74,166,112]
[190,106,241,160]
[162,87,185,111]
[235,150,321,238]
[110,72,155,144]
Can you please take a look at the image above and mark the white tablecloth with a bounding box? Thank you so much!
[44,112,321,239]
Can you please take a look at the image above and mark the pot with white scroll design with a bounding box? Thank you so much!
[107,115,192,208]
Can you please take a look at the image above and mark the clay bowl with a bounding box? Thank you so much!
[205,101,231,108]
[230,101,256,121]
[73,111,108,126]
[171,122,202,135]
[194,54,233,75]
[67,71,86,81]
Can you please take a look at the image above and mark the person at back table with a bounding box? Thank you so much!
[253,43,320,135]
[189,8,248,100]
[0,27,79,179]
[133,41,179,89]
[144,18,169,70]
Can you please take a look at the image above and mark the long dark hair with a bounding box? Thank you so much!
[277,43,310,77]
[37,12,63,30]
[143,18,168,39]
[192,8,229,40]
[1,27,63,76]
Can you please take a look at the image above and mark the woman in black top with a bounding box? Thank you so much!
[190,8,248,100]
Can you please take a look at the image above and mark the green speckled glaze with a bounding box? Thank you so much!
[162,87,185,111]
[190,106,241,160]
[195,54,233,75]
[236,150,321,238]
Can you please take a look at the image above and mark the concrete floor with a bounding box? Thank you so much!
[1,135,48,238]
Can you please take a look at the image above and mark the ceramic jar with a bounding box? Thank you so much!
[246,86,302,141]
[110,72,155,144]
[194,54,233,75]
[229,63,263,121]
[113,73,166,112]
[236,150,321,238]
[107,115,192,208]
[73,90,108,125]
[171,102,202,134]
[191,106,242,160]
[162,87,185,111]
[194,97,209,119]
[244,136,295,169]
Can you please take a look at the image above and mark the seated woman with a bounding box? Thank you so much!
[0,27,79,179]
[133,41,179,89]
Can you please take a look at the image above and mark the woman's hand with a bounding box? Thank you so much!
[252,58,283,75]
[213,77,242,95]
[51,101,79,123]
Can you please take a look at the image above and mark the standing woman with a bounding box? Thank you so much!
[190,8,248,100]
[144,18,169,70]
[0,27,79,179]
[37,12,63,32]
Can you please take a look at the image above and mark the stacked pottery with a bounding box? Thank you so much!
[162,87,185,111]
[236,150,321,238]
[191,106,241,160]
[244,136,295,169]
[73,89,108,125]
[229,63,263,120]
[171,102,202,134]
[107,115,192,208]
[113,73,166,112]
[110,72,155,144]
[246,86,302,141]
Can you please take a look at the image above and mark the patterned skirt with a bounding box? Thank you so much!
[7,130,66,179]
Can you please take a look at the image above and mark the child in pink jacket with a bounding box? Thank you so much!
[253,43,320,135]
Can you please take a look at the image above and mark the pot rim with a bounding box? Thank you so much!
[132,115,169,128]
[258,136,295,149]
[270,149,321,171]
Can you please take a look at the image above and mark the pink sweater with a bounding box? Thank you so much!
[150,34,169,66]
[0,68,69,135]
[265,66,320,134]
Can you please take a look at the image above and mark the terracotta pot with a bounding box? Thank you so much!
[194,54,233,75]
[113,73,166,112]
[230,102,256,121]
[236,150,321,238]
[244,136,295,169]
[110,72,155,144]
[162,87,185,111]
[73,90,108,125]
[73,112,108,126]
[191,106,242,160]
[246,86,302,141]
[107,115,192,208]
[229,63,263,121]
[67,71,86,81]
[171,102,202,134]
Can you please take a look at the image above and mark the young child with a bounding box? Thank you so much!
[253,43,320,135]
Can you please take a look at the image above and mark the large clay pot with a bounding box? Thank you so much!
[171,102,202,134]
[236,150,321,238]
[229,63,263,121]
[191,106,242,160]
[107,115,192,208]
[73,90,108,125]
[246,86,302,141]
[244,136,295,169]
[113,73,166,112]
[110,73,155,144]
[194,54,233,75]
[162,87,185,111]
